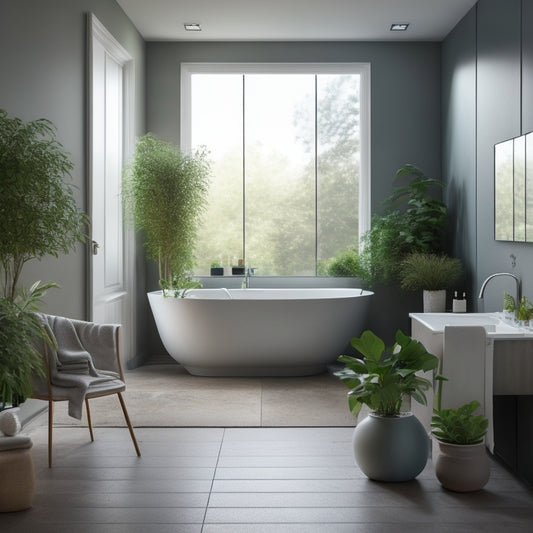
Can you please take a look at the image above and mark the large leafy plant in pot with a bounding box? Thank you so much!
[123,133,210,294]
[0,109,87,408]
[335,329,439,481]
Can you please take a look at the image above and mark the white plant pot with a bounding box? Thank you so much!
[423,289,446,313]
[434,440,490,492]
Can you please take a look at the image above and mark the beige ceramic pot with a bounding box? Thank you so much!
[434,440,490,492]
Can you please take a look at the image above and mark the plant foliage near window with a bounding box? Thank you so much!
[123,133,210,290]
[330,164,448,285]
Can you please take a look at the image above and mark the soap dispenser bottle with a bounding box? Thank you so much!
[452,291,467,313]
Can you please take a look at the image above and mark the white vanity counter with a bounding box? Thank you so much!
[409,312,533,339]
[409,312,533,453]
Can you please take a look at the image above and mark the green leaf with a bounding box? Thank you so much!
[350,330,385,362]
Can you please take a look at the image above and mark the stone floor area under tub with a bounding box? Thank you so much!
[48,363,357,427]
[2,363,533,531]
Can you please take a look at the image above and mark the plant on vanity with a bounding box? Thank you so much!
[399,252,464,312]
[335,329,439,482]
[503,291,516,313]
[123,133,210,295]
[515,296,533,323]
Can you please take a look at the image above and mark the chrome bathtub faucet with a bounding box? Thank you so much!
[242,267,257,288]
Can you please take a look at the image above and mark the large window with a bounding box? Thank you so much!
[181,63,370,276]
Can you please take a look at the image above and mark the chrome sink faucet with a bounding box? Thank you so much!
[478,272,521,304]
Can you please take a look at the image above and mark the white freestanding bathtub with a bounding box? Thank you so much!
[148,288,373,376]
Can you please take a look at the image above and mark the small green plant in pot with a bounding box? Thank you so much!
[335,329,439,481]
[0,109,87,409]
[515,296,533,325]
[399,253,464,312]
[210,261,224,276]
[123,133,210,295]
[431,374,490,492]
[503,291,516,320]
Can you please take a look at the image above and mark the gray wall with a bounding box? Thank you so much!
[0,0,146,321]
[442,0,533,312]
[145,40,441,345]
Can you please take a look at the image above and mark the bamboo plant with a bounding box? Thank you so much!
[123,134,210,293]
[0,109,87,407]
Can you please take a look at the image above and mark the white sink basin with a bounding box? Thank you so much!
[409,312,533,338]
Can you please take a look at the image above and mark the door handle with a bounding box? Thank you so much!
[92,240,100,255]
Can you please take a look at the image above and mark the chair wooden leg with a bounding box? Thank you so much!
[48,400,54,468]
[117,392,141,457]
[85,398,94,442]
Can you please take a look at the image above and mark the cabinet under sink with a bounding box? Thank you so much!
[410,312,533,487]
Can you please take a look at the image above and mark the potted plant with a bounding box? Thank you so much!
[335,329,439,481]
[399,253,464,312]
[431,375,490,492]
[123,133,210,294]
[123,134,210,348]
[0,109,87,407]
[515,295,533,326]
[210,261,224,276]
[503,291,516,321]
[0,109,86,511]
[352,164,448,287]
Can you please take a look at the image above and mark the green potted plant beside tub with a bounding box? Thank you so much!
[123,133,210,295]
[123,134,210,355]
[431,375,490,492]
[210,261,224,276]
[335,329,439,482]
[399,252,464,312]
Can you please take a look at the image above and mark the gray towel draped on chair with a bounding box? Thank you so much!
[33,315,122,419]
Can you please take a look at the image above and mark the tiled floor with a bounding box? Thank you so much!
[2,425,533,532]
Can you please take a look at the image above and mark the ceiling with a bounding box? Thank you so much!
[116,0,478,42]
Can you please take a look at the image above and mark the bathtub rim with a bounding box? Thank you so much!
[153,287,373,301]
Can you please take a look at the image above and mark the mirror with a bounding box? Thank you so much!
[494,131,533,242]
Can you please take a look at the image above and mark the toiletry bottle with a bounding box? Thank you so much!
[452,291,467,313]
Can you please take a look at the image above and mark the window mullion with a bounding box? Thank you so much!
[314,75,318,276]
[242,74,246,265]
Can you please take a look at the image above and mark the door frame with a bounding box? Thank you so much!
[87,13,137,365]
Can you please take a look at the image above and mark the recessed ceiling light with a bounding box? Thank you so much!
[390,23,409,31]
[184,23,201,32]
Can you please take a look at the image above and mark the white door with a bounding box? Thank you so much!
[89,14,135,365]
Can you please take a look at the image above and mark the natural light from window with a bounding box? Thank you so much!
[181,63,370,276]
